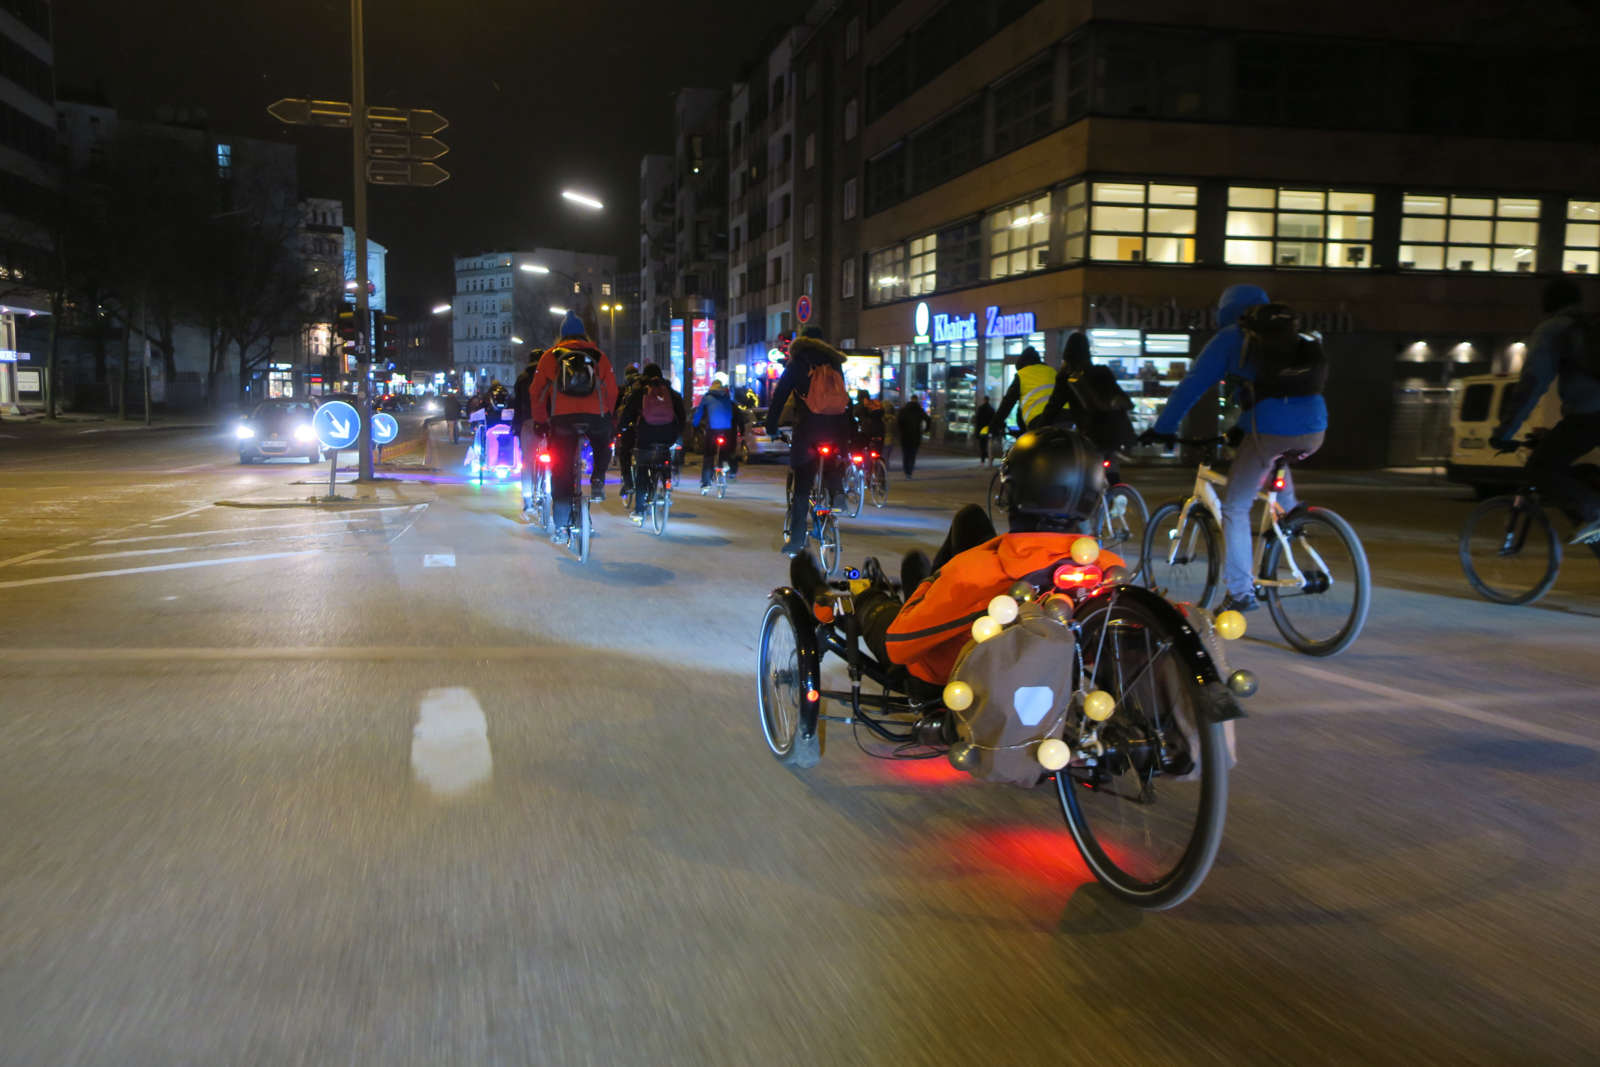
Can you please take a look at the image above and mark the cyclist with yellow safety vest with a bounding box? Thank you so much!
[989,346,1055,442]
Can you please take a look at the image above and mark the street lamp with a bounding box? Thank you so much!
[511,335,524,345]
[432,303,451,315]
[519,263,549,274]
[561,189,604,211]
[549,306,568,316]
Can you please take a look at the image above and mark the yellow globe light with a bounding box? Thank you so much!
[1036,738,1070,770]
[986,594,1020,625]
[1215,609,1247,640]
[1084,689,1116,721]
[943,680,974,712]
[971,616,1002,643]
[1070,537,1100,565]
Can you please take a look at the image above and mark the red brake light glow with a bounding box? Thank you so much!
[851,454,863,464]
[819,445,831,456]
[1102,459,1111,468]
[537,452,552,464]
[1272,476,1285,491]
[1053,563,1104,589]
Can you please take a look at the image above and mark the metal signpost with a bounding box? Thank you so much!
[313,400,361,500]
[268,3,450,485]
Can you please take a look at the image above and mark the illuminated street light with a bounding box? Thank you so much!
[561,189,604,211]
[511,335,524,345]
[549,306,568,316]
[520,263,549,274]
[431,303,451,315]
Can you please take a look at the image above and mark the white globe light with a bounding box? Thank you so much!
[986,594,1019,625]
[1070,537,1100,565]
[971,616,1002,643]
[1084,690,1116,721]
[943,680,974,712]
[1036,738,1070,770]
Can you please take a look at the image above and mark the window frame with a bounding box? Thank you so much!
[987,193,1052,279]
[1223,185,1376,269]
[1399,193,1541,274]
[1076,180,1199,265]
[1563,199,1599,275]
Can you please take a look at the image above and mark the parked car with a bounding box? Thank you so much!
[236,399,322,463]
[744,407,790,462]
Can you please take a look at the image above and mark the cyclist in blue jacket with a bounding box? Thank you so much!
[692,375,743,493]
[1140,283,1329,614]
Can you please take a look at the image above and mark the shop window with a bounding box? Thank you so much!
[843,177,858,221]
[1400,194,1540,273]
[868,245,908,305]
[908,233,937,295]
[1563,200,1599,274]
[841,257,857,300]
[992,57,1055,157]
[987,193,1051,278]
[1224,187,1374,268]
[936,218,983,290]
[1085,181,1196,264]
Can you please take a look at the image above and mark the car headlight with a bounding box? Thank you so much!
[425,400,440,413]
[293,424,316,443]
[235,424,255,440]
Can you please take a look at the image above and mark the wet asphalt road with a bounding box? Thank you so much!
[1,420,1597,1065]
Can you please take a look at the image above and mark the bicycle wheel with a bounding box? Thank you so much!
[869,459,889,508]
[1099,484,1148,578]
[652,486,671,535]
[1459,495,1561,606]
[717,470,727,499]
[783,470,796,540]
[844,469,864,518]
[576,497,591,562]
[1058,591,1230,909]
[1143,502,1220,608]
[987,469,1008,522]
[757,599,820,767]
[818,513,842,577]
[1259,506,1371,655]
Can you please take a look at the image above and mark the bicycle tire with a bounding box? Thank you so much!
[987,469,1006,523]
[869,459,889,508]
[819,514,842,577]
[844,470,864,518]
[1100,484,1149,578]
[783,470,796,540]
[1143,501,1221,608]
[717,471,727,499]
[1058,591,1229,910]
[1459,495,1561,606]
[652,487,670,536]
[1260,506,1371,656]
[576,497,591,562]
[757,599,821,768]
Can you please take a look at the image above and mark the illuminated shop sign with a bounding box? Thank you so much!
[913,300,1036,343]
[984,306,1036,337]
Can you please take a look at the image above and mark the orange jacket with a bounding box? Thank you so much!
[530,339,617,419]
[884,533,1124,684]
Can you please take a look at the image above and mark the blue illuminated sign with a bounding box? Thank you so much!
[931,312,976,344]
[370,412,398,445]
[313,400,360,450]
[985,306,1036,338]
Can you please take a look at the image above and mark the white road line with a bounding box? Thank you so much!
[411,687,493,797]
[92,511,403,545]
[0,645,632,663]
[423,553,455,567]
[0,550,318,591]
[1283,662,1600,753]
[0,545,81,569]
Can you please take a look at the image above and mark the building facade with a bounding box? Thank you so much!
[803,0,1600,465]
[0,0,54,410]
[639,153,674,369]
[670,89,727,401]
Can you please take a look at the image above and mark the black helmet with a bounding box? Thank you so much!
[1001,427,1105,525]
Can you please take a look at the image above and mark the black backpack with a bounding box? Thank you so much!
[1564,313,1600,378]
[555,346,597,397]
[1236,303,1328,406]
[1063,368,1136,449]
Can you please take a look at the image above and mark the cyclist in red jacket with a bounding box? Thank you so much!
[530,311,618,540]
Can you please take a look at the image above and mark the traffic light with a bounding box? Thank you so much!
[776,331,794,357]
[378,314,399,361]
[336,310,359,353]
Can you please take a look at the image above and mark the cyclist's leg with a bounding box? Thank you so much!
[1271,432,1324,513]
[518,423,538,504]
[588,417,613,497]
[1528,413,1600,531]
[547,419,578,527]
[933,504,997,569]
[700,432,715,486]
[616,428,635,495]
[1221,431,1323,599]
[788,448,818,545]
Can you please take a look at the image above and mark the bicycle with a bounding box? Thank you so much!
[1144,437,1370,656]
[1458,437,1594,604]
[550,429,595,563]
[703,433,734,499]
[784,441,844,576]
[524,445,554,531]
[633,442,675,536]
[989,456,1148,574]
[842,443,888,517]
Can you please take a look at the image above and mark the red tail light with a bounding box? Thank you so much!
[819,445,831,456]
[851,454,863,464]
[537,452,552,464]
[1272,475,1285,491]
[869,450,879,459]
[716,436,725,446]
[1102,459,1111,468]
[1053,563,1104,589]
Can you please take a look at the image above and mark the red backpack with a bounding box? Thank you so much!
[641,381,676,425]
[805,362,849,415]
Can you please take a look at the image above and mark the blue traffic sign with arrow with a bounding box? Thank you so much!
[313,401,361,450]
[370,412,399,445]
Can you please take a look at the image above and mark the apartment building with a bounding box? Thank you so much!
[0,0,54,409]
[808,0,1600,465]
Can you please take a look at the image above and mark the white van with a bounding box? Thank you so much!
[1447,373,1600,496]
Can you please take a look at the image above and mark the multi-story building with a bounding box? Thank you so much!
[825,0,1600,465]
[298,197,344,395]
[452,248,617,391]
[639,153,674,368]
[0,0,54,410]
[608,268,641,371]
[727,28,810,402]
[670,89,727,401]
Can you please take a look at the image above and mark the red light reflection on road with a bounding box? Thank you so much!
[964,824,1094,889]
[880,757,967,786]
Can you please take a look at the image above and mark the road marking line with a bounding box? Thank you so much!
[423,553,455,567]
[411,687,492,797]
[0,645,648,663]
[0,545,78,568]
[1283,662,1600,753]
[0,550,318,590]
[91,511,405,545]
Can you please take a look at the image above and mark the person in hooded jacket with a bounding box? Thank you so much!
[974,395,996,466]
[1039,331,1137,480]
[614,364,646,500]
[990,346,1056,437]
[512,350,545,512]
[692,374,743,492]
[766,327,855,556]
[618,363,686,523]
[1140,284,1328,614]
[530,311,619,539]
[896,395,928,477]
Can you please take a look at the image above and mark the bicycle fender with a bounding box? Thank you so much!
[1075,584,1246,724]
[769,587,825,734]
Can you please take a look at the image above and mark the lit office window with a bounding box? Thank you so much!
[987,194,1051,278]
[1400,194,1540,272]
[1564,200,1599,274]
[868,245,907,304]
[1225,187,1374,268]
[908,233,936,295]
[1087,182,1197,263]
[1063,181,1087,263]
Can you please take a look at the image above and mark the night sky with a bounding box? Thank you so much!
[55,0,802,312]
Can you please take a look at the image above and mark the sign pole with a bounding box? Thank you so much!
[327,445,340,500]
[351,0,373,483]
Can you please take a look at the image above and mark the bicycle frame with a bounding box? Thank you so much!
[1164,462,1332,592]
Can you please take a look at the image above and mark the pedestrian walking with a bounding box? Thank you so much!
[897,395,928,478]
[974,395,995,466]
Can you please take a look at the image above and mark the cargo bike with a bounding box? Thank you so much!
[756,546,1257,909]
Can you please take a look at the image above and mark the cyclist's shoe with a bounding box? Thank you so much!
[700,484,710,496]
[1216,592,1258,614]
[790,551,827,601]
[1570,516,1600,545]
[550,525,570,546]
[782,534,806,558]
[630,512,644,527]
[590,479,606,502]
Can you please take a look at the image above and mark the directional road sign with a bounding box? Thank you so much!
[366,106,449,136]
[366,160,450,187]
[370,412,399,446]
[367,133,449,161]
[313,400,361,451]
[269,100,450,136]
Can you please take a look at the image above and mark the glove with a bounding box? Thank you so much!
[1224,426,1245,448]
[1138,429,1176,447]
[1489,435,1518,455]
